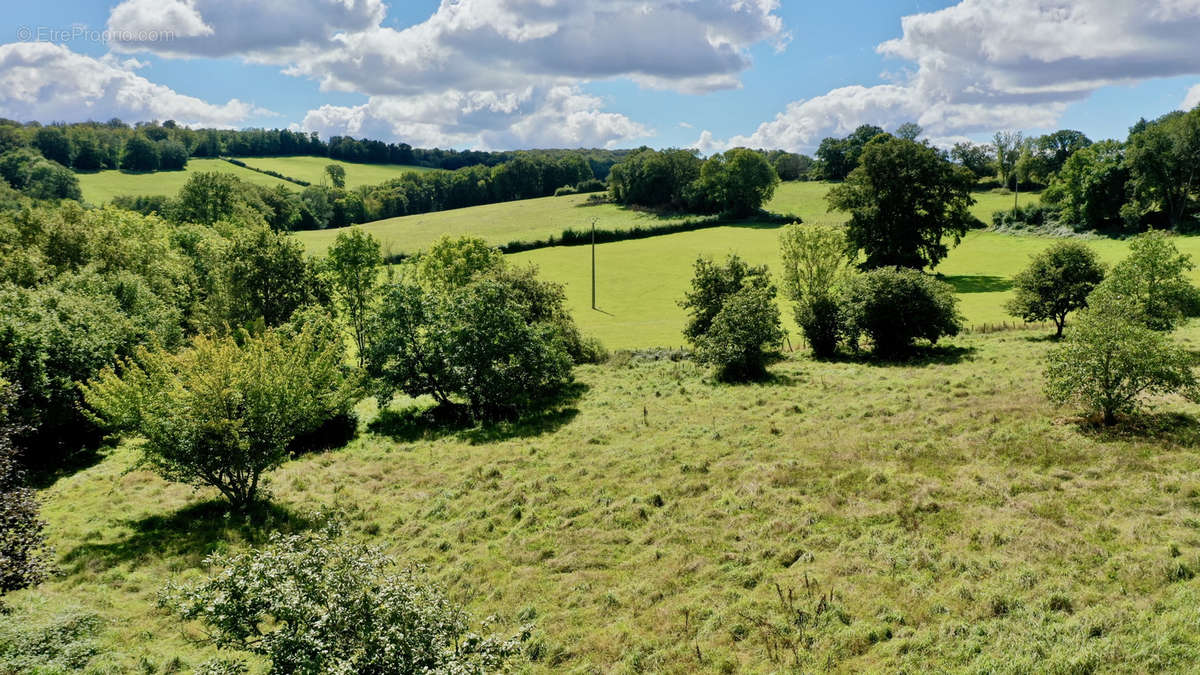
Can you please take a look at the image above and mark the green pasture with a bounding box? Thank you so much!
[514,227,1196,350]
[76,158,294,204]
[236,156,432,189]
[296,191,716,257]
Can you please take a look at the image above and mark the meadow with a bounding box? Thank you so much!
[75,159,296,204]
[296,191,719,257]
[12,324,1200,672]
[235,155,432,189]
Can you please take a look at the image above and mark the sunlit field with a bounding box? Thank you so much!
[237,155,433,189]
[75,158,295,204]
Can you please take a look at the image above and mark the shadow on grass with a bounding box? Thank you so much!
[368,381,587,445]
[940,274,1013,294]
[820,344,977,368]
[1071,411,1200,446]
[59,500,320,574]
[1078,411,1200,442]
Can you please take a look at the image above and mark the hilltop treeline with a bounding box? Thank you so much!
[112,152,601,231]
[0,118,634,177]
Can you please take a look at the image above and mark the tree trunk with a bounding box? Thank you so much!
[1103,407,1116,426]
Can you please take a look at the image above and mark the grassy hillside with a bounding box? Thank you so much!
[75,159,296,204]
[237,156,432,189]
[14,325,1200,672]
[514,228,1200,350]
[294,181,1027,259]
[296,191,718,257]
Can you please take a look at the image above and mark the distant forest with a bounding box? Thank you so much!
[0,118,637,178]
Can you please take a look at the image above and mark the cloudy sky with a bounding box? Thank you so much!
[2,0,1199,152]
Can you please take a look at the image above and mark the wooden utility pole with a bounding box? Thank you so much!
[591,218,597,310]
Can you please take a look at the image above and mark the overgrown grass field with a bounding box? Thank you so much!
[14,325,1200,672]
[75,159,296,204]
[236,156,432,189]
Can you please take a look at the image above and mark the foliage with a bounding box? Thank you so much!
[608,148,702,210]
[161,526,523,674]
[768,151,812,181]
[0,148,81,201]
[993,130,1024,189]
[1045,305,1199,424]
[417,235,505,290]
[813,125,887,181]
[1088,231,1199,331]
[778,223,854,357]
[681,255,783,380]
[1042,140,1128,228]
[840,267,962,357]
[325,228,384,364]
[1125,107,1200,227]
[366,272,575,421]
[226,225,326,327]
[950,141,995,179]
[0,378,52,597]
[121,134,160,172]
[324,163,347,189]
[1005,241,1106,337]
[827,137,976,270]
[83,316,360,510]
[174,172,255,226]
[694,148,780,216]
[0,607,101,672]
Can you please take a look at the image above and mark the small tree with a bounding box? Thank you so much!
[1089,231,1199,331]
[84,316,359,510]
[827,137,976,270]
[778,223,854,357]
[324,163,347,189]
[1045,306,1198,425]
[161,526,522,674]
[681,255,783,380]
[840,268,962,357]
[1006,241,1106,337]
[325,228,383,365]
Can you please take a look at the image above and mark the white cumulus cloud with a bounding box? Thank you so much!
[0,42,270,127]
[299,86,650,149]
[711,0,1200,152]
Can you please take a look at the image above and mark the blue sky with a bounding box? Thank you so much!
[2,1,1199,152]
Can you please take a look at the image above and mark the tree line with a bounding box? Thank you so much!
[0,117,636,177]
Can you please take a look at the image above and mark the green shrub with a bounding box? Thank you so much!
[84,314,360,510]
[778,223,854,357]
[1045,305,1198,425]
[840,268,962,357]
[0,607,102,673]
[681,255,783,380]
[553,185,578,197]
[1087,230,1200,331]
[160,526,524,674]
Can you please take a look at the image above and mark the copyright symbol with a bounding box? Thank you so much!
[16,26,33,41]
